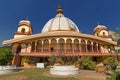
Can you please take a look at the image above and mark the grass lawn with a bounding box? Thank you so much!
[0,68,79,80]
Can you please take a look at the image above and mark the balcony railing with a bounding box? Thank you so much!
[20,52,119,57]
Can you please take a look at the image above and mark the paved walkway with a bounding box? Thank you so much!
[44,70,109,80]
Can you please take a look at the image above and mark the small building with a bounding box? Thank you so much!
[2,6,117,66]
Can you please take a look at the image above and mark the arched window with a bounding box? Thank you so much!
[66,38,72,52]
[31,42,35,52]
[107,46,111,52]
[43,39,49,52]
[97,33,99,36]
[51,38,57,52]
[58,38,65,52]
[21,28,25,33]
[87,41,92,52]
[103,32,105,35]
[16,45,21,54]
[36,40,42,52]
[81,39,86,52]
[74,39,79,52]
[20,43,26,53]
[93,42,97,52]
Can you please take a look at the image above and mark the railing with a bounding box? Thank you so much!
[20,52,120,57]
[43,49,49,52]
[74,50,80,52]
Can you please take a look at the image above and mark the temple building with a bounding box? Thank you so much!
[2,6,117,66]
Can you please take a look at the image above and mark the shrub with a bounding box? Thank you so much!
[95,66,106,73]
[75,56,96,70]
[44,62,49,68]
[55,55,64,65]
[103,57,118,71]
[106,71,120,80]
[21,57,30,64]
[48,55,56,66]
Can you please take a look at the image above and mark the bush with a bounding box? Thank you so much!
[48,55,65,66]
[44,62,49,68]
[75,56,96,70]
[48,55,56,66]
[55,55,64,65]
[0,46,13,65]
[106,71,120,80]
[103,57,118,71]
[95,66,106,73]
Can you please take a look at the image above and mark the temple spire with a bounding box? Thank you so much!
[57,5,63,14]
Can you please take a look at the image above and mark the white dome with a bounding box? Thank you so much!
[94,25,107,32]
[19,20,30,24]
[41,6,79,33]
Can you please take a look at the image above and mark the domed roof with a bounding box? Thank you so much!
[19,20,30,24]
[18,19,33,34]
[18,19,31,26]
[94,25,107,32]
[41,6,80,33]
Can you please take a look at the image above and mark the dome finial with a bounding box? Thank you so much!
[57,5,63,14]
[97,22,100,25]
[26,17,29,21]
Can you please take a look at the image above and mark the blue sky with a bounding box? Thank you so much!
[1,0,120,46]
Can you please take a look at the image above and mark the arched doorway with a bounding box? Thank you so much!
[81,39,86,52]
[36,40,42,52]
[31,42,35,52]
[98,44,101,52]
[87,41,92,52]
[74,39,79,52]
[93,42,97,52]
[51,38,57,52]
[16,44,21,54]
[66,38,72,52]
[58,38,65,53]
[43,39,49,52]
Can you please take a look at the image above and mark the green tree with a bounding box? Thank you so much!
[0,46,13,65]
